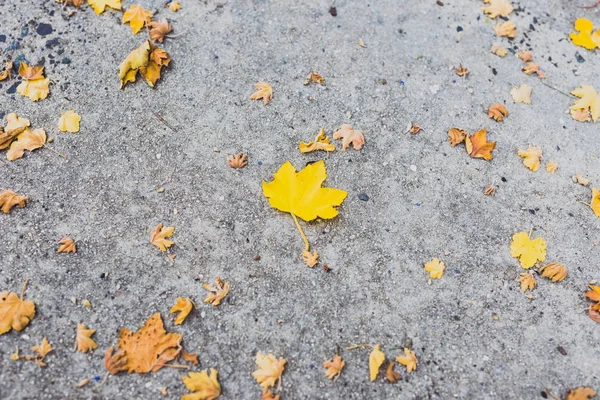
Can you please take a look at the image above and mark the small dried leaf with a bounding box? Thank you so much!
[481,0,513,18]
[74,323,98,353]
[150,223,175,252]
[518,145,542,172]
[511,84,532,104]
[573,174,590,186]
[570,85,599,123]
[517,273,536,292]
[252,353,286,392]
[182,350,199,365]
[584,285,600,303]
[490,43,507,57]
[424,258,445,279]
[386,361,401,383]
[518,51,533,62]
[407,123,423,134]
[203,277,230,306]
[58,110,81,133]
[227,153,248,169]
[0,189,28,214]
[304,72,325,86]
[299,128,335,153]
[181,368,221,400]
[170,297,193,325]
[448,128,467,147]
[546,161,557,173]
[323,354,345,380]
[564,387,597,400]
[539,262,567,282]
[465,128,496,160]
[369,344,385,381]
[302,249,319,268]
[250,82,273,105]
[488,104,509,122]
[494,20,517,37]
[395,348,417,373]
[483,185,496,197]
[168,1,181,11]
[148,19,172,43]
[569,18,600,50]
[454,64,469,77]
[57,238,77,254]
[333,124,365,151]
[0,289,36,334]
[32,337,53,359]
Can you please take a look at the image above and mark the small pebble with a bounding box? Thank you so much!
[557,346,567,356]
[410,165,417,172]
[156,153,161,160]
[253,254,261,261]
[358,193,369,201]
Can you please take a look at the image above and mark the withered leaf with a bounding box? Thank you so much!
[488,104,508,122]
[250,82,273,105]
[539,262,567,282]
[448,128,467,147]
[57,238,76,253]
[0,287,36,334]
[304,72,325,86]
[299,128,335,153]
[465,128,496,160]
[386,361,401,383]
[104,347,128,375]
[517,272,536,292]
[333,124,365,151]
[227,153,248,169]
[148,19,172,43]
[0,189,28,214]
[203,277,230,306]
[323,354,345,380]
[150,223,175,252]
[74,323,98,353]
[170,297,193,325]
[302,249,319,268]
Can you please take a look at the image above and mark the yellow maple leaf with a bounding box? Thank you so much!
[299,128,335,153]
[0,189,28,214]
[510,84,532,104]
[88,0,121,14]
[1,113,31,150]
[424,258,445,279]
[182,368,221,400]
[6,128,46,161]
[517,145,542,172]
[539,262,567,282]
[565,387,597,400]
[585,285,600,302]
[494,20,516,37]
[110,313,182,374]
[323,354,345,380]
[569,18,600,50]
[168,1,181,11]
[32,337,53,359]
[369,344,385,381]
[17,78,50,101]
[74,323,98,353]
[170,297,193,325]
[591,187,600,217]
[481,0,513,18]
[396,348,417,373]
[118,40,151,88]
[333,124,365,151]
[122,5,152,34]
[546,161,557,173]
[465,128,496,160]
[140,47,171,87]
[570,85,600,123]
[252,352,286,392]
[250,82,273,105]
[517,272,536,292]
[150,223,175,251]
[58,110,81,133]
[202,277,230,306]
[0,284,35,334]
[18,62,44,80]
[490,43,507,57]
[262,160,347,254]
[510,231,547,269]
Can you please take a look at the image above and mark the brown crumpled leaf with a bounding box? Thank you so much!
[148,19,172,43]
[109,313,183,374]
[304,72,325,86]
[203,277,230,306]
[6,128,46,161]
[564,387,596,400]
[227,153,248,169]
[333,124,365,151]
[454,64,469,77]
[302,249,319,267]
[182,350,199,365]
[465,128,496,160]
[448,128,467,147]
[57,238,77,253]
[299,128,335,153]
[517,273,536,292]
[0,60,13,81]
[488,104,509,122]
[539,262,567,282]
[0,189,28,214]
[386,361,401,383]
[323,354,345,380]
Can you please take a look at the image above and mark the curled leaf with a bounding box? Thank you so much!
[369,344,385,381]
[148,19,172,43]
[333,124,365,151]
[488,104,508,122]
[170,297,193,325]
[517,272,536,292]
[57,238,77,253]
[0,189,28,214]
[203,277,230,306]
[7,128,46,161]
[539,262,567,282]
[299,128,335,153]
[518,145,542,172]
[448,128,467,147]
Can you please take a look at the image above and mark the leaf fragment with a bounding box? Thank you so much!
[454,64,469,77]
[88,0,122,14]
[168,1,181,11]
[510,231,547,269]
[104,347,128,375]
[518,51,533,62]
[32,337,53,359]
[150,223,175,252]
[148,19,172,43]
[203,277,230,306]
[252,352,286,392]
[0,60,12,81]
[517,145,542,172]
[333,124,365,151]
[0,113,30,149]
[58,110,81,133]
[182,350,199,365]
[564,387,597,400]
[510,84,532,104]
[170,297,193,325]
[18,62,44,80]
[494,20,517,37]
[570,85,599,123]
[517,272,536,292]
[539,262,567,282]
[481,0,513,18]
[585,285,600,302]
[369,344,385,381]
[250,82,273,105]
[573,174,590,186]
[58,238,77,253]
[17,78,50,101]
[74,323,98,353]
[302,249,319,268]
[386,361,401,383]
[465,128,496,160]
[122,5,152,34]
[323,354,345,380]
[299,128,335,153]
[0,287,35,334]
[591,187,600,217]
[488,104,508,122]
[424,258,445,279]
[395,348,417,373]
[490,43,507,57]
[0,189,28,214]
[182,368,221,400]
[546,161,557,173]
[227,153,248,169]
[448,128,467,147]
[304,72,325,86]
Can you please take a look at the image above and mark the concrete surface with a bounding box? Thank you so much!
[1,0,599,399]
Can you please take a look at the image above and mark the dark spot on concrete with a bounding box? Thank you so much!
[501,177,507,182]
[36,23,53,36]
[20,26,29,37]
[456,26,463,32]
[575,52,585,63]
[0,35,6,43]
[557,346,567,356]
[62,57,71,64]
[528,209,536,215]
[436,0,443,5]
[358,193,369,201]
[492,67,497,75]
[45,37,60,49]
[329,7,337,16]
[7,81,19,94]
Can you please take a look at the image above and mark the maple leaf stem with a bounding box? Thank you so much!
[97,372,110,387]
[43,144,68,160]
[20,278,29,300]
[290,213,310,251]
[153,363,190,370]
[345,343,373,350]
[544,388,561,400]
[580,0,600,8]
[577,200,592,209]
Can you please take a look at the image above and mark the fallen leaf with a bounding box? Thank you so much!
[517,272,536,292]
[113,313,182,373]
[591,187,600,217]
[510,231,547,269]
[386,361,401,383]
[369,344,385,381]
[481,0,513,18]
[488,104,508,122]
[510,84,532,104]
[483,185,496,196]
[250,82,273,105]
[448,128,467,147]
[11,347,19,360]
[104,347,128,375]
[573,174,590,186]
[304,72,325,86]
[18,62,44,80]
[454,64,469,77]
[252,352,286,392]
[323,354,345,380]
[122,5,152,34]
[522,62,543,77]
[546,161,557,173]
[517,145,542,172]
[333,124,365,151]
[74,323,98,353]
[140,46,171,87]
[589,306,600,323]
[32,337,53,359]
[570,85,599,123]
[494,20,517,37]
[227,153,248,169]
[119,41,170,88]
[17,78,50,101]
[570,108,591,122]
[0,189,28,214]
[58,110,81,133]
[302,249,319,267]
[0,113,30,149]
[150,223,175,252]
[299,128,335,153]
[490,43,507,57]
[6,128,46,161]
[170,297,193,325]
[585,285,600,302]
[358,39,366,47]
[262,390,280,400]
[88,0,122,14]
[168,1,181,11]
[569,18,600,50]
[565,387,597,400]
[539,262,567,282]
[0,286,35,334]
[0,60,12,81]
[58,238,77,253]
[424,258,445,279]
[182,350,199,365]
[203,277,230,306]
[407,123,423,134]
[518,51,533,62]
[148,19,172,43]
[181,368,221,400]
[395,348,417,373]
[465,128,496,160]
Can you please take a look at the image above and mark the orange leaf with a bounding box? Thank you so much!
[122,5,152,34]
[0,189,28,214]
[448,128,467,146]
[74,323,98,353]
[323,354,345,380]
[250,82,273,105]
[203,277,230,306]
[0,287,36,334]
[57,238,77,253]
[150,223,175,252]
[170,297,193,325]
[465,128,496,160]
[6,128,46,161]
